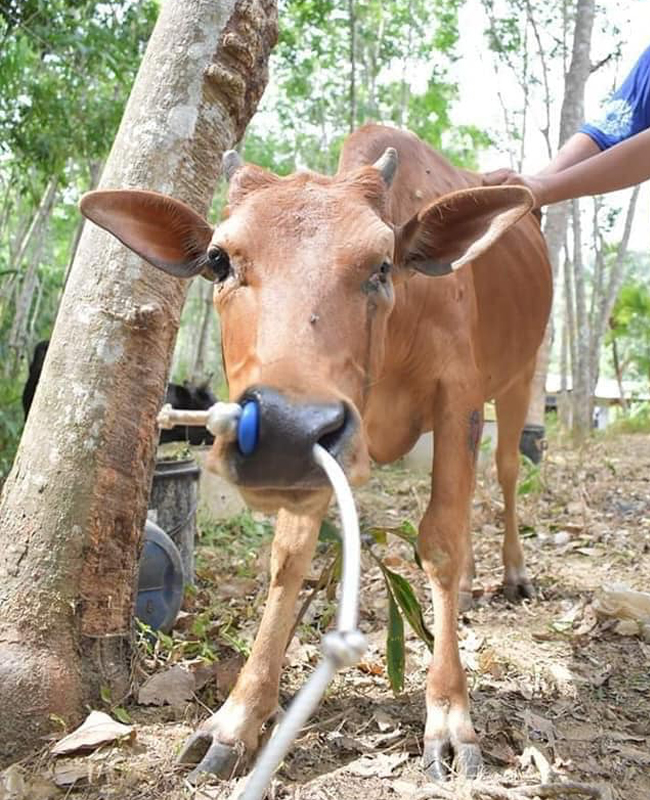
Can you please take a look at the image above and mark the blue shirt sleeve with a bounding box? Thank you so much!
[580,45,650,150]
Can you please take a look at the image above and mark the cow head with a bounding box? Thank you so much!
[80,151,532,513]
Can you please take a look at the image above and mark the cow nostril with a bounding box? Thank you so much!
[230,387,357,489]
[317,404,354,456]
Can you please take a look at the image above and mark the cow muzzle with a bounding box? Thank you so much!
[216,386,361,492]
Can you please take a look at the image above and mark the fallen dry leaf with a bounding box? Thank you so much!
[0,765,60,800]
[51,710,135,756]
[593,583,650,624]
[373,708,397,732]
[520,744,554,782]
[138,665,195,707]
[390,779,420,799]
[284,637,318,666]
[612,744,650,765]
[344,751,409,778]
[218,576,258,599]
[614,618,642,636]
[357,660,383,676]
[214,654,246,698]
[51,760,92,788]
[523,709,556,746]
[187,654,245,698]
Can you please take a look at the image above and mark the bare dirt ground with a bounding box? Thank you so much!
[3,432,650,800]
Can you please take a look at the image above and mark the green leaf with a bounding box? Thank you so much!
[318,518,341,543]
[386,587,405,695]
[517,455,543,496]
[99,684,112,705]
[365,526,388,546]
[367,520,423,568]
[380,564,434,651]
[113,706,132,725]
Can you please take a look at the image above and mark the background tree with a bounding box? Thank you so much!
[0,0,158,475]
[0,0,277,766]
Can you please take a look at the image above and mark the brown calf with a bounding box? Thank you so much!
[81,124,552,781]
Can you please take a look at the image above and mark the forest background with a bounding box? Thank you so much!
[1,0,649,480]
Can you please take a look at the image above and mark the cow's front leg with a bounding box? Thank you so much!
[180,507,322,778]
[420,392,483,781]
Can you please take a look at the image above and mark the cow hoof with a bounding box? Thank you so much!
[423,739,483,781]
[178,731,246,782]
[503,580,535,603]
[423,738,453,781]
[458,590,474,612]
[455,742,482,778]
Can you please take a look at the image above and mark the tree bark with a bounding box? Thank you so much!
[0,0,277,767]
[191,278,216,381]
[571,200,591,439]
[348,0,357,132]
[588,186,640,390]
[611,336,628,412]
[525,0,595,430]
[0,178,57,340]
[6,179,58,373]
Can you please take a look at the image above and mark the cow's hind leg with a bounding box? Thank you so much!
[420,383,483,780]
[179,508,322,779]
[494,364,536,602]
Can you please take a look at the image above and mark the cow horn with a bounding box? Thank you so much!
[373,147,398,187]
[222,150,244,181]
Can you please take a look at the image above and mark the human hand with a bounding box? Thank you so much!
[481,168,549,208]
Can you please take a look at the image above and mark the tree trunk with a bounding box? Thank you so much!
[59,164,103,299]
[6,179,58,369]
[611,337,628,413]
[0,0,277,767]
[191,279,216,381]
[571,200,592,440]
[588,185,640,390]
[525,0,595,430]
[558,315,572,429]
[0,178,57,336]
[348,0,357,132]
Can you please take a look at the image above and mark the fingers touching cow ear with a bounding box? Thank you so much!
[395,185,534,276]
[79,190,214,279]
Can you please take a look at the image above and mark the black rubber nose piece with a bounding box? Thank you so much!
[228,386,355,489]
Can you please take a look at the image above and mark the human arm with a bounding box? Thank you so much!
[482,132,601,206]
[530,126,650,204]
[481,132,600,205]
[536,132,601,176]
[484,43,650,206]
[483,128,650,207]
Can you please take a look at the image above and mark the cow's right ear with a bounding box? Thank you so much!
[80,190,214,279]
[394,185,534,276]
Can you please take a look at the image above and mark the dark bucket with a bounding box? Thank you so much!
[519,424,546,464]
[136,519,184,633]
[149,457,200,585]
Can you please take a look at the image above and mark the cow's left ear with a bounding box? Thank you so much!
[80,190,214,279]
[394,186,534,276]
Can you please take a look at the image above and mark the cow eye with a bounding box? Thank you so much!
[206,246,231,282]
[378,261,392,283]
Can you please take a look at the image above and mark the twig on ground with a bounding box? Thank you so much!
[286,553,338,649]
[415,780,603,800]
[516,785,602,799]
[299,709,347,733]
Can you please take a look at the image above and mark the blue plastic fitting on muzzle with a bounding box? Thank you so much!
[237,400,260,456]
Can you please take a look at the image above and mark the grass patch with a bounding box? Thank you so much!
[607,402,650,434]
[196,509,274,577]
